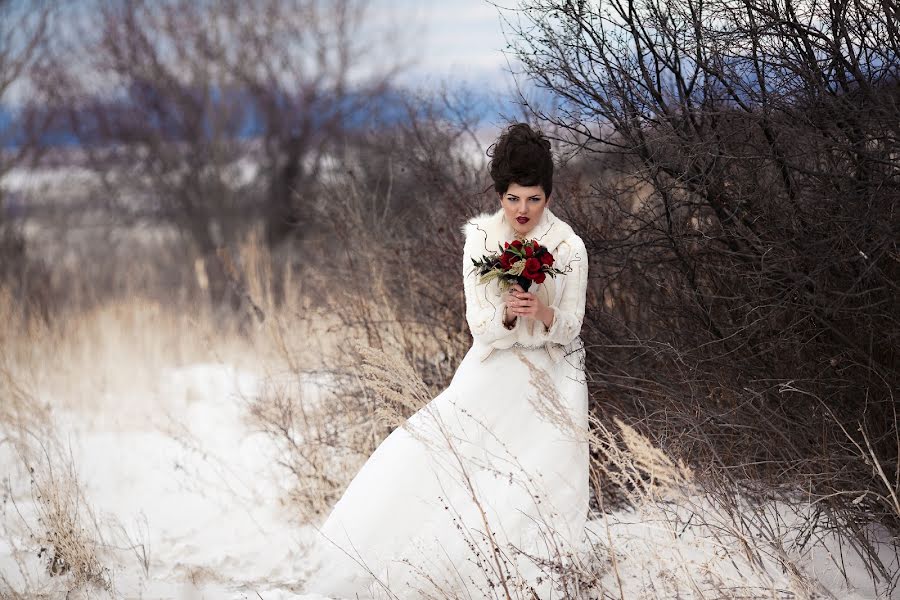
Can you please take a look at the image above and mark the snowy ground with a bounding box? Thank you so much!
[1,364,317,599]
[1,362,896,599]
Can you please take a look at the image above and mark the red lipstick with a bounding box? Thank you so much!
[516,216,529,224]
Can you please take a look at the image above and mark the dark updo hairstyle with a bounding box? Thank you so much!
[488,122,554,198]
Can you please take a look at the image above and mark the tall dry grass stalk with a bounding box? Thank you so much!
[355,340,432,430]
[245,373,380,522]
[233,226,347,371]
[1,432,113,597]
[237,227,388,521]
[239,210,469,525]
[0,300,111,597]
[0,286,51,449]
[26,439,112,593]
[582,404,898,598]
[588,415,694,504]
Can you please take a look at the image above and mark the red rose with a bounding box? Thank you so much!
[533,270,546,284]
[540,251,554,266]
[504,241,510,248]
[511,239,523,250]
[523,257,542,280]
[525,245,534,257]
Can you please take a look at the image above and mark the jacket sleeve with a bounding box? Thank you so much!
[463,230,523,347]
[535,236,589,346]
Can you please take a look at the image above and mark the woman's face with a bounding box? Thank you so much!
[499,182,550,237]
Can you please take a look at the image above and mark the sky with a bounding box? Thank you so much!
[1,0,523,100]
[364,0,537,131]
[385,1,519,84]
[0,0,538,145]
[362,0,538,110]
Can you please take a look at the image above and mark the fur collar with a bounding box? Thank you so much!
[460,205,576,258]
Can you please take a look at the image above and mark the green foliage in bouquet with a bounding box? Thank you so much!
[469,239,566,293]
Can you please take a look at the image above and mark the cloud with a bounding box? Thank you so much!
[372,0,515,83]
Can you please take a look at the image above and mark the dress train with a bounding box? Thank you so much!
[302,337,590,599]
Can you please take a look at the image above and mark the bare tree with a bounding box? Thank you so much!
[0,1,52,178]
[503,0,900,532]
[0,0,55,316]
[40,0,407,307]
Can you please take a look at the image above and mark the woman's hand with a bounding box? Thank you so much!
[501,283,524,327]
[504,283,553,328]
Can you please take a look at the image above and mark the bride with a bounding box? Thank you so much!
[302,123,590,599]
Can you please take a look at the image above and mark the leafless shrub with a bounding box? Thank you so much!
[499,0,899,541]
[245,369,380,522]
[3,436,113,596]
[240,93,512,525]
[311,87,505,387]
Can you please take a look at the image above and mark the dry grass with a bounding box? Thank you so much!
[0,265,896,598]
[0,230,312,596]
[0,393,112,598]
[0,287,51,449]
[20,439,112,593]
[314,339,898,599]
[357,340,433,430]
[196,211,898,598]
[0,177,896,598]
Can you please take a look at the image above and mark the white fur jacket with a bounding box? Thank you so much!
[460,205,588,363]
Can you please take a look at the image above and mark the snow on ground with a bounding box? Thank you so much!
[1,361,897,599]
[1,363,322,599]
[583,494,898,599]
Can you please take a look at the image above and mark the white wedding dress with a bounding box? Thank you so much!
[302,207,590,599]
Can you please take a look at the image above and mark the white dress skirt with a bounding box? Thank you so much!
[301,333,590,599]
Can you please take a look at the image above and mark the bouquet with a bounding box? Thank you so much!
[469,238,566,293]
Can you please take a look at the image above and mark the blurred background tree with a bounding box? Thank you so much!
[0,0,56,318]
[36,0,408,307]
